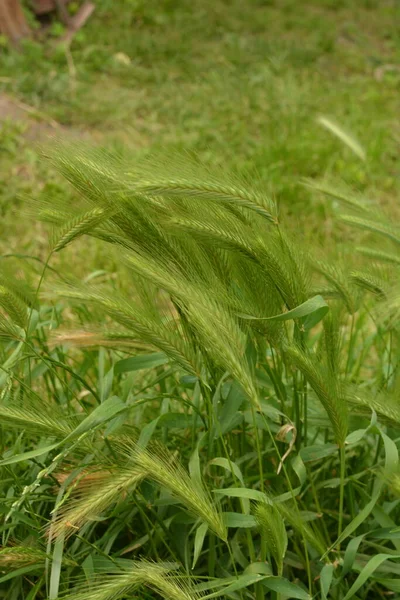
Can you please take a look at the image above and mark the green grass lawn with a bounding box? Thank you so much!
[1,0,399,251]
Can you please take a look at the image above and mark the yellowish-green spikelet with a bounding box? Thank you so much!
[126,442,227,541]
[50,467,146,539]
[254,501,287,575]
[0,546,47,570]
[52,207,108,252]
[61,561,201,600]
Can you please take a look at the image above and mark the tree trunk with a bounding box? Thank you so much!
[0,0,30,43]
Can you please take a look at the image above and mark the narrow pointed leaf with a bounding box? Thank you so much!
[342,554,400,600]
[238,295,328,330]
[223,513,257,528]
[262,577,311,599]
[115,352,168,374]
[318,116,366,160]
[320,564,334,600]
[0,443,59,466]
[202,574,268,598]
[213,488,267,502]
[192,522,208,569]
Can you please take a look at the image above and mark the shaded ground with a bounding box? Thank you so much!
[0,93,62,140]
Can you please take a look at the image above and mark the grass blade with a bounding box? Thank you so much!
[317,116,366,160]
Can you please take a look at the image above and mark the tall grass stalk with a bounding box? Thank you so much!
[338,445,346,544]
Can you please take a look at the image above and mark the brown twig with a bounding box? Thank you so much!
[60,2,94,44]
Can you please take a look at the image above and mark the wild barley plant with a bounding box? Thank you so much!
[0,147,399,599]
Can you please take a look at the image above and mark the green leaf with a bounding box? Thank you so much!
[380,430,399,474]
[346,411,377,446]
[218,381,246,435]
[300,510,321,522]
[0,565,41,584]
[0,442,59,466]
[180,375,198,387]
[223,513,257,528]
[114,352,168,374]
[189,444,202,487]
[192,522,208,569]
[320,563,334,600]
[157,412,194,429]
[100,366,114,403]
[345,429,368,445]
[341,535,365,578]
[214,487,267,501]
[371,506,400,552]
[324,426,399,556]
[238,295,329,330]
[373,578,400,593]
[202,574,267,598]
[208,458,245,486]
[0,341,24,386]
[25,575,45,600]
[317,116,366,161]
[329,490,381,558]
[300,443,338,463]
[342,554,400,600]
[370,527,400,540]
[262,577,311,599]
[244,562,273,576]
[49,533,65,600]
[291,455,307,486]
[273,487,302,503]
[63,395,127,442]
[137,417,160,448]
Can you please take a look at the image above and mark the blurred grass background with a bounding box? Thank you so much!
[0,0,399,259]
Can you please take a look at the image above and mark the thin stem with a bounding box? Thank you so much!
[250,404,265,492]
[293,370,301,450]
[25,250,53,341]
[308,466,331,546]
[208,533,216,578]
[385,329,394,388]
[226,540,240,578]
[201,379,257,565]
[338,445,346,545]
[136,494,181,563]
[302,374,308,447]
[345,313,355,378]
[258,410,313,593]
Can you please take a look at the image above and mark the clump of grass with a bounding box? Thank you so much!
[1,148,400,600]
